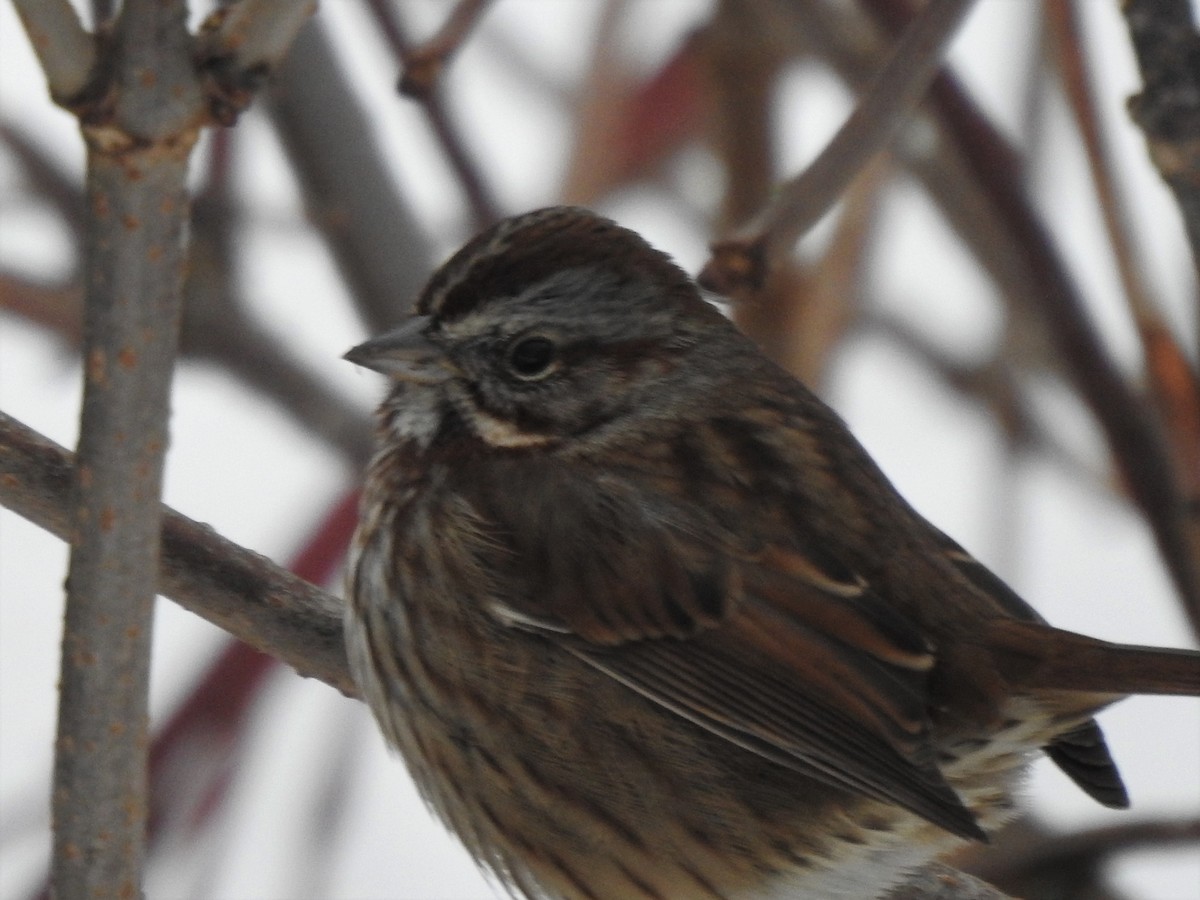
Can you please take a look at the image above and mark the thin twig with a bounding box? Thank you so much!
[195,0,316,125]
[702,0,786,231]
[1047,0,1158,328]
[200,0,316,75]
[10,0,95,101]
[366,0,502,229]
[700,0,978,294]
[396,0,494,98]
[0,411,354,695]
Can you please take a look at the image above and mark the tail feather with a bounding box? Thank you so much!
[1043,719,1129,809]
[988,619,1200,697]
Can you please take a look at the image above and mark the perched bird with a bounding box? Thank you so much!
[344,206,1200,899]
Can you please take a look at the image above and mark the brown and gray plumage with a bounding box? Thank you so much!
[344,206,1200,899]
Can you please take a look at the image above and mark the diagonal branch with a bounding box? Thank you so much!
[366,0,502,229]
[395,0,494,98]
[700,0,977,294]
[196,0,317,125]
[268,19,434,336]
[0,410,354,696]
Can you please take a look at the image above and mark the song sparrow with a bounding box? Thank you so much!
[344,206,1200,899]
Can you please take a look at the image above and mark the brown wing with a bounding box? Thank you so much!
[463,461,985,841]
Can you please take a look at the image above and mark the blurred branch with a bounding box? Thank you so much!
[184,303,375,464]
[1122,0,1200,279]
[395,0,494,98]
[268,19,434,335]
[367,0,502,228]
[957,816,1200,897]
[0,411,354,696]
[200,0,316,77]
[0,274,82,345]
[795,164,885,385]
[1047,0,1158,330]
[868,310,1107,488]
[0,122,86,245]
[184,132,373,464]
[703,0,785,231]
[0,123,372,464]
[700,0,977,294]
[196,0,316,125]
[860,0,1200,635]
[11,0,95,101]
[736,159,888,385]
[1049,0,1200,544]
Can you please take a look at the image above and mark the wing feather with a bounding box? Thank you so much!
[462,459,984,840]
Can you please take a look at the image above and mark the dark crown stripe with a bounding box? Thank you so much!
[418,206,698,321]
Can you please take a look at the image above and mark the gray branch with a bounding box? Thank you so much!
[268,18,435,336]
[13,0,319,892]
[49,0,201,893]
[0,411,354,696]
[11,0,95,101]
[200,0,318,76]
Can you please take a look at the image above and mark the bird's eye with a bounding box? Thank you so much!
[506,336,557,379]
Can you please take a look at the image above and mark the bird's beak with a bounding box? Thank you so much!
[343,315,449,383]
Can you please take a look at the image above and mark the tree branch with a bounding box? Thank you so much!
[268,19,434,336]
[0,410,354,696]
[395,0,494,98]
[11,0,95,101]
[196,0,317,125]
[47,0,201,892]
[366,0,502,229]
[700,0,978,294]
[1122,0,1200,281]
